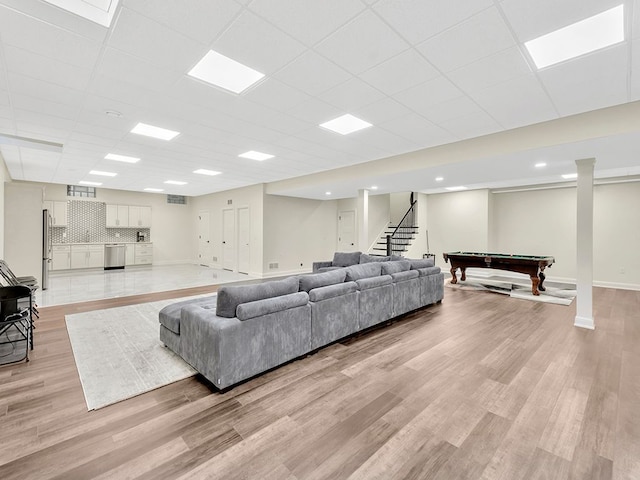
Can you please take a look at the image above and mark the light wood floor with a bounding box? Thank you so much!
[0,284,638,479]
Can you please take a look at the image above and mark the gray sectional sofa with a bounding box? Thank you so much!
[159,255,444,390]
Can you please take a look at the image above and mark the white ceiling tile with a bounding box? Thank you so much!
[212,10,306,74]
[631,38,640,100]
[124,0,242,45]
[373,0,494,44]
[352,97,413,125]
[421,95,485,125]
[242,79,312,113]
[499,0,624,42]
[248,0,365,46]
[272,50,352,96]
[7,73,85,109]
[316,10,409,74]
[417,7,516,73]
[439,110,502,140]
[393,76,463,113]
[469,74,558,128]
[0,6,102,68]
[538,44,629,116]
[108,7,204,71]
[446,47,533,94]
[350,128,422,156]
[10,93,81,123]
[318,77,386,112]
[263,112,314,136]
[286,98,343,125]
[379,112,457,146]
[360,48,439,96]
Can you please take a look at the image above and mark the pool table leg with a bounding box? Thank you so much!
[450,267,458,284]
[530,276,540,295]
[460,267,466,282]
[538,269,547,292]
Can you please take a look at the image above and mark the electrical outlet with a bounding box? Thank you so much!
[115,232,120,237]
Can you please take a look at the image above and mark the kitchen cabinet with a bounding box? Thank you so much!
[134,243,153,265]
[106,204,129,227]
[129,206,152,228]
[44,201,68,227]
[70,244,104,269]
[51,245,71,270]
[125,244,135,266]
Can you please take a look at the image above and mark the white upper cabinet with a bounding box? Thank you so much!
[44,200,68,226]
[106,204,130,227]
[129,206,152,228]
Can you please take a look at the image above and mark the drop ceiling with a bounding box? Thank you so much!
[0,0,639,199]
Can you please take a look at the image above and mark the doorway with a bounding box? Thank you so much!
[222,208,235,271]
[238,207,250,274]
[338,210,356,251]
[197,211,211,266]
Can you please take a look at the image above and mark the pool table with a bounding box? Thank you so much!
[442,252,555,296]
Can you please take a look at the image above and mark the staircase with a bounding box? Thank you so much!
[371,199,418,256]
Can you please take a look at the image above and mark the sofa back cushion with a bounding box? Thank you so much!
[345,262,382,281]
[381,260,411,275]
[359,253,389,263]
[407,258,435,269]
[332,251,362,267]
[216,276,299,318]
[236,291,309,321]
[299,269,346,293]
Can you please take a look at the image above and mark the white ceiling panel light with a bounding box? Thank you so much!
[445,186,467,191]
[535,162,547,168]
[42,0,121,28]
[320,114,373,135]
[105,153,140,163]
[524,5,625,69]
[144,188,164,192]
[131,123,180,141]
[188,50,265,94]
[562,173,578,179]
[89,170,117,177]
[239,150,274,161]
[193,169,222,176]
[79,181,102,186]
[164,180,188,185]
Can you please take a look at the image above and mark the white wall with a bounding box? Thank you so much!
[427,189,491,270]
[367,193,390,252]
[405,192,430,259]
[42,183,193,265]
[389,192,412,224]
[263,194,337,276]
[4,182,44,284]
[0,154,9,258]
[190,184,264,277]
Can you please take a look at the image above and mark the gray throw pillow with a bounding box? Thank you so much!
[298,269,346,292]
[359,253,390,263]
[381,260,411,275]
[345,262,382,281]
[332,251,362,267]
[408,258,435,269]
[216,276,299,318]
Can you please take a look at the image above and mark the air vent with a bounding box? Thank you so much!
[167,194,186,205]
[227,199,233,205]
[269,262,278,269]
[67,185,96,198]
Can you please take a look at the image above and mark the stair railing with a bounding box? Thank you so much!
[386,200,417,256]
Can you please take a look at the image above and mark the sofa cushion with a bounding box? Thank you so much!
[408,258,435,269]
[332,251,362,267]
[236,291,309,321]
[390,270,419,282]
[355,274,393,291]
[381,260,411,275]
[345,262,382,282]
[316,266,343,273]
[216,276,299,318]
[390,254,404,261]
[159,296,217,334]
[299,269,347,293]
[415,266,442,276]
[359,253,389,263]
[308,281,357,302]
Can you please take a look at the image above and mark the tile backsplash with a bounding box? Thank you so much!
[50,200,150,244]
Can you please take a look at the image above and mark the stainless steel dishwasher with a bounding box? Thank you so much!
[104,244,126,270]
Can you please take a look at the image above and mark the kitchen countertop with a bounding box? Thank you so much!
[53,242,153,246]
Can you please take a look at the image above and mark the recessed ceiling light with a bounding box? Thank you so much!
[535,162,547,168]
[164,180,188,185]
[104,110,122,118]
[320,114,372,135]
[188,49,265,94]
[144,188,164,192]
[193,169,222,176]
[370,185,378,190]
[525,5,624,69]
[562,173,578,179]
[105,153,140,163]
[42,0,120,27]
[435,177,444,182]
[89,170,117,177]
[325,191,332,196]
[79,181,102,186]
[445,186,467,191]
[239,150,274,161]
[131,122,180,141]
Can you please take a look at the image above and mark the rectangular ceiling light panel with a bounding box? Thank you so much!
[525,5,624,69]
[193,169,222,176]
[239,150,274,161]
[79,181,102,186]
[131,123,180,141]
[188,50,265,94]
[43,0,120,27]
[89,170,117,177]
[320,114,373,135]
[105,153,140,163]
[164,180,187,185]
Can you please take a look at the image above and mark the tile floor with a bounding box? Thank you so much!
[37,264,255,307]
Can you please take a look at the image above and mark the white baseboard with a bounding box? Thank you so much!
[261,267,310,279]
[574,315,595,330]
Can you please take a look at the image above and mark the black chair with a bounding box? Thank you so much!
[0,260,39,319]
[0,285,33,364]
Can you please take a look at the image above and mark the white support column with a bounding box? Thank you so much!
[358,189,369,252]
[574,158,595,330]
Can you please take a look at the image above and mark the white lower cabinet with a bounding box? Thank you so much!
[125,244,135,266]
[70,244,104,269]
[134,243,153,265]
[51,245,71,270]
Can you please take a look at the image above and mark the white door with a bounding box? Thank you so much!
[338,210,356,251]
[238,207,250,274]
[197,211,211,266]
[222,208,235,271]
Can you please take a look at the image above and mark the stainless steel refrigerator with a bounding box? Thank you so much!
[42,209,52,290]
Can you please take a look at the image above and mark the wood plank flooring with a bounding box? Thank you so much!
[0,284,638,479]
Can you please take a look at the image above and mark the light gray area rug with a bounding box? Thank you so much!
[445,276,577,305]
[66,295,211,410]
